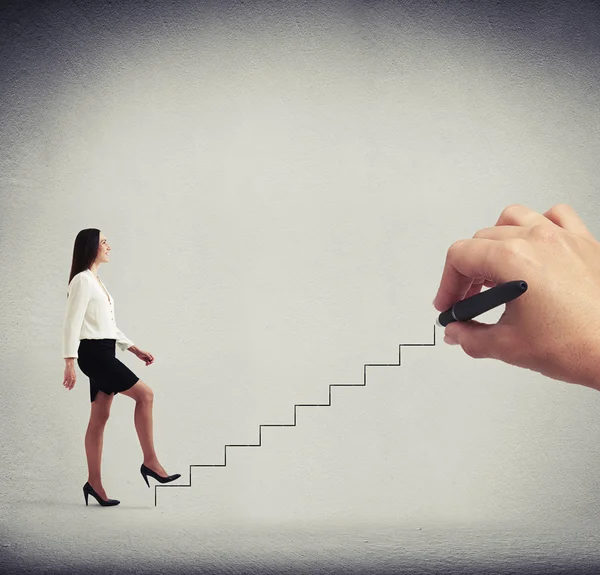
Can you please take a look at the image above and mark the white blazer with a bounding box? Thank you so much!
[62,269,135,359]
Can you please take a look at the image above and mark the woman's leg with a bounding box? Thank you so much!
[120,380,169,476]
[85,390,114,499]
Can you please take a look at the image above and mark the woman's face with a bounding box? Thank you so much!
[96,232,111,264]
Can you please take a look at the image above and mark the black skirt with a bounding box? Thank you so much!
[77,339,139,403]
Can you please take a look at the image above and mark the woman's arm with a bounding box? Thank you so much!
[62,275,92,360]
[115,325,135,352]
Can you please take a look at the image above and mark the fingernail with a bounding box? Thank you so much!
[444,334,458,345]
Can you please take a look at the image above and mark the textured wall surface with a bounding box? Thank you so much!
[2,0,600,573]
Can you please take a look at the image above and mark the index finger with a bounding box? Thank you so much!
[432,238,511,312]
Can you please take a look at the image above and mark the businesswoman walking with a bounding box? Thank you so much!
[62,228,180,506]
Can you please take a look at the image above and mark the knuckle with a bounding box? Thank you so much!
[529,224,562,244]
[528,224,548,241]
[529,223,546,235]
[500,204,525,221]
[548,203,573,216]
[448,239,467,257]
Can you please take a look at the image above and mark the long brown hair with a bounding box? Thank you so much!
[67,228,100,290]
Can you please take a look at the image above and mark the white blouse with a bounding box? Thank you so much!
[62,269,135,359]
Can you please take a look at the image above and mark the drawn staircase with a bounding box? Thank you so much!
[152,323,438,506]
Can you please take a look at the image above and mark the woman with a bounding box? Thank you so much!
[62,228,181,506]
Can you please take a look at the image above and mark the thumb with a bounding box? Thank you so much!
[444,319,508,360]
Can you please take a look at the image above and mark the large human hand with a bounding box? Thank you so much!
[433,203,600,391]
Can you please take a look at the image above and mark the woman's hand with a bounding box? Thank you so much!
[134,349,155,366]
[63,362,76,390]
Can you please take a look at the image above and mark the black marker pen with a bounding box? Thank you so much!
[436,280,528,327]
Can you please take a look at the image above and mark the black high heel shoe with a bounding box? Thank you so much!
[83,482,120,506]
[140,463,181,487]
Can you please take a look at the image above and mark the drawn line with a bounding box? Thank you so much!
[153,323,438,506]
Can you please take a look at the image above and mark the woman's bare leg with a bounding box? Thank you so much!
[120,380,168,476]
[85,390,114,499]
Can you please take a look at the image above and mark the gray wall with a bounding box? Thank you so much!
[2,1,600,572]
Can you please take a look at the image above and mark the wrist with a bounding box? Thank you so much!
[128,345,138,354]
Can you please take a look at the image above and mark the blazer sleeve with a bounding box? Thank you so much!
[62,274,92,359]
[115,325,134,352]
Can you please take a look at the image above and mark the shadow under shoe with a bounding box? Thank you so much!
[83,482,120,506]
[140,463,181,487]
